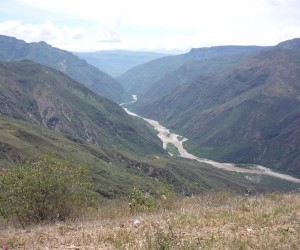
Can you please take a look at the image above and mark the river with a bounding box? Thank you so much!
[121,96,300,184]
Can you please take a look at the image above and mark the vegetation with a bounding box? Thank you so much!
[128,40,300,174]
[0,60,163,155]
[0,155,98,228]
[1,34,300,249]
[166,142,180,156]
[128,182,176,212]
[0,192,299,249]
[0,59,299,199]
[118,45,261,96]
[0,116,300,201]
[128,187,156,212]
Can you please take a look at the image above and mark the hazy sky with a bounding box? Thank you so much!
[0,0,300,52]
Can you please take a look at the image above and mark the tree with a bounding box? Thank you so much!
[0,154,98,228]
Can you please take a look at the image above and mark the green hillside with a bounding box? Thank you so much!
[1,117,299,198]
[0,35,130,103]
[0,60,163,155]
[0,40,299,199]
[130,40,300,175]
[118,46,263,96]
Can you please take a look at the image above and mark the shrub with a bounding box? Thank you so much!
[156,180,177,209]
[128,187,155,212]
[128,182,178,212]
[0,154,98,228]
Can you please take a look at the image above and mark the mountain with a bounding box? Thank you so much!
[0,59,299,198]
[277,38,300,50]
[0,60,163,155]
[75,50,168,77]
[128,39,300,175]
[1,116,299,198]
[118,46,263,96]
[0,35,130,103]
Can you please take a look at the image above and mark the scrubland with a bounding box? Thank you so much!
[1,191,299,249]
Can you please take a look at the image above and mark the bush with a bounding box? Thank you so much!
[155,180,177,209]
[128,182,177,212]
[0,154,98,228]
[128,187,155,212]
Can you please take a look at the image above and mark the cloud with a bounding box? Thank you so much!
[0,20,85,42]
[269,0,286,6]
[1,0,300,51]
[0,19,122,51]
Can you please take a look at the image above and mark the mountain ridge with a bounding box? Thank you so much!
[118,45,264,98]
[126,39,300,174]
[0,35,130,103]
[0,60,163,155]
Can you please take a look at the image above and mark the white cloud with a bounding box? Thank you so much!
[0,20,123,51]
[0,20,85,42]
[1,0,300,51]
[268,0,286,6]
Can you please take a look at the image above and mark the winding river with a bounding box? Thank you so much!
[122,96,300,184]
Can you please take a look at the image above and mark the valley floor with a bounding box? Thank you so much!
[124,106,300,184]
[1,192,299,249]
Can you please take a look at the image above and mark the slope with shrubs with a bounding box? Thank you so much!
[0,155,98,228]
[1,192,299,249]
[1,116,299,201]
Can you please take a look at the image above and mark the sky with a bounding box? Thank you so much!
[0,0,300,52]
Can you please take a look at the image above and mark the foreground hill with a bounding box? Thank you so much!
[132,40,300,174]
[1,192,299,249]
[0,60,162,155]
[75,50,167,77]
[0,35,129,103]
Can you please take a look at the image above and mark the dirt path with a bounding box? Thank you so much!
[122,99,300,184]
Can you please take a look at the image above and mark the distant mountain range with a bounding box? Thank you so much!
[117,46,264,96]
[75,50,168,77]
[0,35,130,103]
[120,39,300,175]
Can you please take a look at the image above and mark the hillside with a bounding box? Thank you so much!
[0,35,130,103]
[75,50,167,77]
[118,45,263,96]
[1,60,298,199]
[3,116,298,200]
[133,42,300,174]
[1,192,300,249]
[0,60,163,155]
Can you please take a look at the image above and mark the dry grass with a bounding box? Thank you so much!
[1,192,300,249]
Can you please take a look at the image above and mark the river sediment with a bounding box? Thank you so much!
[122,97,300,184]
